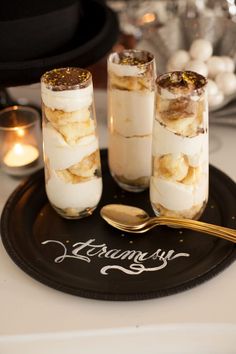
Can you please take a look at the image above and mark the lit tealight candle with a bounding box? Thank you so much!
[3,143,39,167]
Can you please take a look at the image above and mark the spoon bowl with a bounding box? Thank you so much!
[101,204,150,228]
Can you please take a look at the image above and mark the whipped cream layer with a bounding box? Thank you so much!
[159,87,203,101]
[46,171,102,210]
[108,61,146,77]
[41,83,93,112]
[109,133,152,180]
[152,120,208,166]
[150,175,208,211]
[159,87,182,100]
[110,89,155,136]
[43,123,98,170]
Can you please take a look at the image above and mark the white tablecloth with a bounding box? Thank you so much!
[0,87,236,354]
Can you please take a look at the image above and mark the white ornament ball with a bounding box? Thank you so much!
[207,79,219,96]
[185,60,208,77]
[215,72,236,96]
[207,56,226,78]
[167,50,190,71]
[189,39,213,62]
[208,90,224,108]
[221,56,235,73]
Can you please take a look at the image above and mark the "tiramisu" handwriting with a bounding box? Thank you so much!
[42,238,190,275]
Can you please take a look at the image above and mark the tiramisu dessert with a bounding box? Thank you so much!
[150,71,208,220]
[108,50,156,192]
[41,68,102,219]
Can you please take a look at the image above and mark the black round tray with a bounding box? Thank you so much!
[1,150,236,301]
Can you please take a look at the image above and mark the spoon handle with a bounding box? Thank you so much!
[151,217,236,243]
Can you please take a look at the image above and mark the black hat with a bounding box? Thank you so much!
[0,0,119,87]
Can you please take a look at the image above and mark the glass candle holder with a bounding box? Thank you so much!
[107,49,156,192]
[0,105,42,177]
[150,71,208,220]
[41,67,102,220]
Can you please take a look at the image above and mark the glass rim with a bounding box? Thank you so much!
[108,49,155,66]
[41,67,92,91]
[0,105,40,131]
[156,70,208,92]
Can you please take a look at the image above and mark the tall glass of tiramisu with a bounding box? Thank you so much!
[41,68,102,219]
[108,49,156,192]
[150,71,208,220]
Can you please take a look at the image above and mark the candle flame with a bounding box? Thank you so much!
[14,143,24,155]
[138,12,156,26]
[3,143,39,168]
[17,128,25,137]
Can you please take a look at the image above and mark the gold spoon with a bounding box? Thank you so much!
[100,204,236,243]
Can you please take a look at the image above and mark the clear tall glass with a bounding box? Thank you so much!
[41,68,102,219]
[150,71,208,220]
[107,49,156,192]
